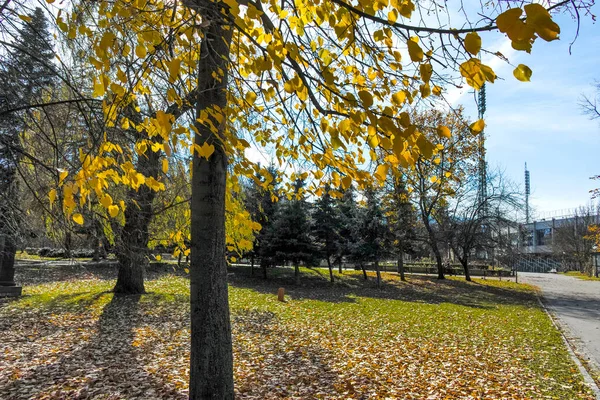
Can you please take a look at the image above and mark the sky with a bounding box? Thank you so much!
[448,4,600,219]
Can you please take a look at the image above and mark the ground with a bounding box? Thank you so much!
[521,272,600,390]
[0,261,594,399]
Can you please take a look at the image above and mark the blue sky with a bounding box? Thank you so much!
[450,5,600,219]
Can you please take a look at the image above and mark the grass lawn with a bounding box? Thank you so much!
[0,263,594,399]
[562,271,600,281]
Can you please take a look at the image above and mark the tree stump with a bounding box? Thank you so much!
[277,287,285,302]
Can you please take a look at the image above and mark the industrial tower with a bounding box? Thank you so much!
[477,84,487,216]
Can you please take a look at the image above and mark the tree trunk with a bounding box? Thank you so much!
[433,247,444,280]
[422,214,444,279]
[326,256,334,283]
[375,259,381,288]
[294,265,300,285]
[261,261,268,280]
[360,262,368,280]
[397,248,406,282]
[189,3,234,398]
[460,257,471,282]
[250,255,255,276]
[113,182,159,294]
[338,257,343,274]
[0,235,17,286]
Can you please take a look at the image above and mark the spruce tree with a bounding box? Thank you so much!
[0,7,56,288]
[312,184,342,282]
[266,179,317,284]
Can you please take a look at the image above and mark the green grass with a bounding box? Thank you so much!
[0,264,594,399]
[563,271,600,281]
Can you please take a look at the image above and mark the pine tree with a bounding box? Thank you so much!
[266,179,317,284]
[0,7,56,288]
[352,186,388,287]
[335,185,358,274]
[312,184,342,283]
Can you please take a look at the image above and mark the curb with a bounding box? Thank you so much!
[534,293,600,399]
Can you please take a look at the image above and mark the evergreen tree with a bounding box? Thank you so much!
[383,174,417,281]
[0,7,56,289]
[351,186,388,287]
[265,179,317,284]
[248,164,279,279]
[312,184,342,283]
[335,185,358,274]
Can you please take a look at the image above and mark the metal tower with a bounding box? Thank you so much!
[525,163,531,223]
[477,84,487,217]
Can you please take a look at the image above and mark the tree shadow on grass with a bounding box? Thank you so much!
[14,260,188,286]
[0,292,187,399]
[227,265,537,309]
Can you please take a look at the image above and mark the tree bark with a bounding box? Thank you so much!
[114,182,158,294]
[460,257,471,282]
[360,262,368,280]
[433,248,444,280]
[250,255,255,276]
[338,258,343,274]
[375,259,381,288]
[0,235,17,286]
[326,256,334,283]
[189,3,234,398]
[294,265,300,285]
[397,248,406,282]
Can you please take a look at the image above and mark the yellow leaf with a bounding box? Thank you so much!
[374,164,388,182]
[367,134,379,148]
[436,126,451,139]
[18,15,32,22]
[358,90,374,108]
[73,213,84,225]
[58,169,68,185]
[155,254,162,261]
[197,142,215,159]
[391,91,406,106]
[420,63,432,83]
[246,91,257,105]
[135,44,147,58]
[184,267,190,274]
[524,3,560,42]
[108,204,120,218]
[464,32,481,56]
[92,77,105,98]
[341,175,352,189]
[166,58,181,82]
[388,9,398,24]
[162,158,169,174]
[407,38,424,62]
[49,189,57,206]
[470,119,485,135]
[513,64,532,82]
[100,193,113,208]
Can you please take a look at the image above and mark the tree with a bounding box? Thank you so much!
[351,185,388,287]
[13,0,586,396]
[436,169,522,281]
[383,174,416,281]
[312,183,343,282]
[404,108,479,279]
[0,6,56,288]
[336,185,359,274]
[244,164,280,279]
[264,178,317,284]
[554,205,599,276]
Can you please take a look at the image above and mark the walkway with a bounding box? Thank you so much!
[520,272,600,382]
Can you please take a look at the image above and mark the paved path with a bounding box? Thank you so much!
[520,272,600,375]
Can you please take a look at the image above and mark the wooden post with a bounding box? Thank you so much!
[277,287,285,302]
